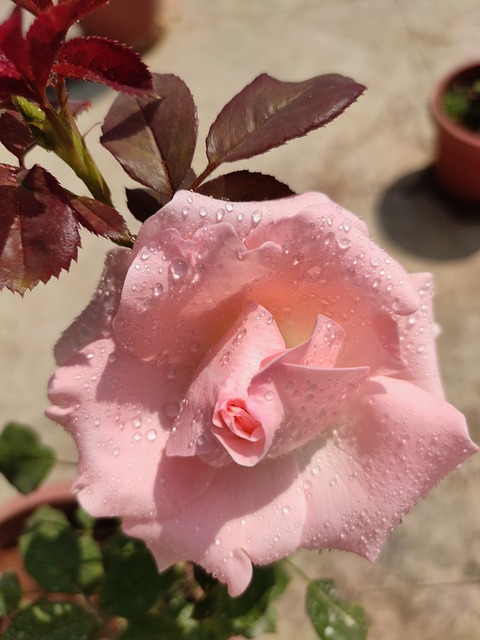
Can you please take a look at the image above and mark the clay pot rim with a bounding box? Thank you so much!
[0,482,75,547]
[430,60,480,149]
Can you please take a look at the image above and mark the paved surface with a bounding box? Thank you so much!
[1,1,480,638]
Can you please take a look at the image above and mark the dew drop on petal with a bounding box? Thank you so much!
[146,429,157,441]
[169,259,188,280]
[252,210,263,226]
[282,506,290,514]
[113,447,120,456]
[153,283,164,297]
[265,390,274,401]
[225,203,233,212]
[133,417,142,429]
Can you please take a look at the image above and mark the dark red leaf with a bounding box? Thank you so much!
[126,187,169,223]
[26,2,74,97]
[0,7,33,84]
[69,195,132,241]
[197,171,295,201]
[0,163,80,294]
[64,0,110,24]
[206,73,366,166]
[0,110,36,161]
[101,73,197,196]
[54,36,153,95]
[11,0,53,16]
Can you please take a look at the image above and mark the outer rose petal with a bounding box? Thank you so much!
[47,337,215,519]
[298,376,478,557]
[123,454,305,597]
[54,248,131,365]
[115,191,420,375]
[393,273,444,397]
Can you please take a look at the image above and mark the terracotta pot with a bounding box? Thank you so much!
[430,61,480,203]
[0,483,76,591]
[79,0,162,52]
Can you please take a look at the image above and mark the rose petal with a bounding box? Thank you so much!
[123,454,305,597]
[117,191,420,376]
[166,301,285,466]
[297,376,478,558]
[54,248,131,365]
[393,273,444,397]
[47,337,214,519]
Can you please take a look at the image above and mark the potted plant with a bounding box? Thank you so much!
[79,0,162,52]
[431,61,480,202]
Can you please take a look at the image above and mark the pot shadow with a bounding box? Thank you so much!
[377,166,480,259]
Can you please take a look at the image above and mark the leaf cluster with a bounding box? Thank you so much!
[0,1,365,294]
[0,424,370,639]
[0,505,291,639]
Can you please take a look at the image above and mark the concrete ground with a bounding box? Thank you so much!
[1,1,480,638]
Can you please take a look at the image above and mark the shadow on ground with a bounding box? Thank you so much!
[377,166,480,260]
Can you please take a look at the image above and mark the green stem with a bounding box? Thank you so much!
[44,102,113,205]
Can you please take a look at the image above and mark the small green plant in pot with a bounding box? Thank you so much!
[431,62,480,203]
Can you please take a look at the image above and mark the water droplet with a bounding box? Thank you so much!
[86,352,95,360]
[187,195,193,204]
[113,447,120,456]
[236,212,244,222]
[265,390,274,401]
[236,328,247,342]
[252,210,263,226]
[311,465,320,476]
[215,537,222,545]
[216,209,224,221]
[146,429,157,441]
[303,480,312,490]
[170,259,188,280]
[153,283,164,297]
[282,506,290,514]
[133,417,142,429]
[133,432,142,442]
[225,203,234,212]
[140,249,151,261]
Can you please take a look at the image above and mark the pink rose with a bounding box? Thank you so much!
[47,191,477,596]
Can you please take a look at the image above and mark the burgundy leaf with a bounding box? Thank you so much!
[0,163,80,294]
[0,110,36,161]
[101,73,197,196]
[26,2,74,97]
[206,73,366,166]
[11,0,53,16]
[64,0,110,24]
[197,171,295,201]
[126,187,169,223]
[0,7,33,84]
[69,194,131,241]
[54,36,153,95]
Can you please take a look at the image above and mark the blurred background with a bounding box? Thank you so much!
[1,1,480,638]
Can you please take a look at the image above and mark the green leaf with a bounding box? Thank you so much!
[2,600,98,640]
[306,579,369,640]
[191,563,289,639]
[119,612,183,640]
[0,571,21,616]
[77,532,104,594]
[0,422,55,494]
[20,507,80,594]
[206,73,365,167]
[99,532,162,618]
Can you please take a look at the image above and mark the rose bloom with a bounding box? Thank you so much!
[47,191,477,596]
